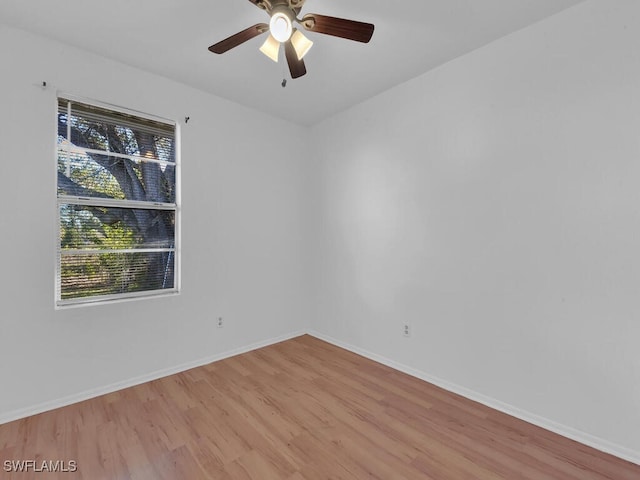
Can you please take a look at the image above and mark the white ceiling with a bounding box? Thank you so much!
[0,0,585,126]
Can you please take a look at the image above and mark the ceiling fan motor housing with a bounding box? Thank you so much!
[257,0,305,15]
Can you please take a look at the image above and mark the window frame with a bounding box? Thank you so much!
[55,93,181,308]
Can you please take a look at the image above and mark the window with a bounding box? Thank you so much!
[56,97,179,306]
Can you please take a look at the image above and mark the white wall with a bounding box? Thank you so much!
[310,0,640,460]
[0,25,312,419]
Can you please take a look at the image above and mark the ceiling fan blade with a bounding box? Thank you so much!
[301,14,374,43]
[209,23,269,54]
[284,40,307,79]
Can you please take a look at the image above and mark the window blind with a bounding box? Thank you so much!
[56,97,178,306]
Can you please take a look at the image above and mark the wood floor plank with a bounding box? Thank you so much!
[0,335,638,479]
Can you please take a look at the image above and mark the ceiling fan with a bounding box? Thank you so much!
[209,0,375,79]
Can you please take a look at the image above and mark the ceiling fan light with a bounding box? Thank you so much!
[270,11,293,43]
[259,34,280,62]
[291,29,313,60]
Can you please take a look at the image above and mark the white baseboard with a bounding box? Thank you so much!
[0,330,306,426]
[2,328,637,466]
[307,330,640,467]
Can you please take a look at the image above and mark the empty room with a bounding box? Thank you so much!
[0,0,639,478]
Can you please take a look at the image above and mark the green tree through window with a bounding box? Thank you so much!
[56,98,178,305]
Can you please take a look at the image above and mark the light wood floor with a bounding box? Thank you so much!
[0,335,638,479]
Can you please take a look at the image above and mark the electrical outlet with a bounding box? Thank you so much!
[403,324,411,337]
[217,317,224,328]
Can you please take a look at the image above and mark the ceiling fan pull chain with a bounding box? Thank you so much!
[281,52,288,87]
